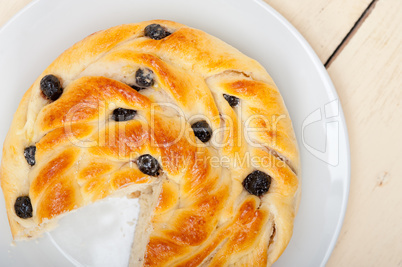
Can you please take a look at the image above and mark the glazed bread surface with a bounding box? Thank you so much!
[0,20,300,266]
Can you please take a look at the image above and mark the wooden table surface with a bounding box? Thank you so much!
[0,0,401,266]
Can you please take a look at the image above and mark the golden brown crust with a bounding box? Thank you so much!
[0,20,300,266]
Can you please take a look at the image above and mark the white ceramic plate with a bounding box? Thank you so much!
[0,0,350,266]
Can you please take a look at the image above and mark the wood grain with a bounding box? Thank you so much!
[326,0,402,265]
[264,0,372,63]
[325,0,379,67]
[0,0,32,27]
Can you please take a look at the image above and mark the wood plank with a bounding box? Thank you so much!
[1,0,401,266]
[326,0,402,265]
[264,0,372,63]
[1,0,370,64]
[325,0,379,67]
[0,0,32,27]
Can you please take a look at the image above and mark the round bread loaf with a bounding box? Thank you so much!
[0,20,300,266]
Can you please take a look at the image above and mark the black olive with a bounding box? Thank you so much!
[14,196,33,219]
[40,74,63,101]
[223,94,239,107]
[135,68,154,88]
[137,154,161,177]
[130,85,146,92]
[111,108,137,122]
[144,24,171,40]
[24,146,36,166]
[242,170,271,196]
[191,120,212,143]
